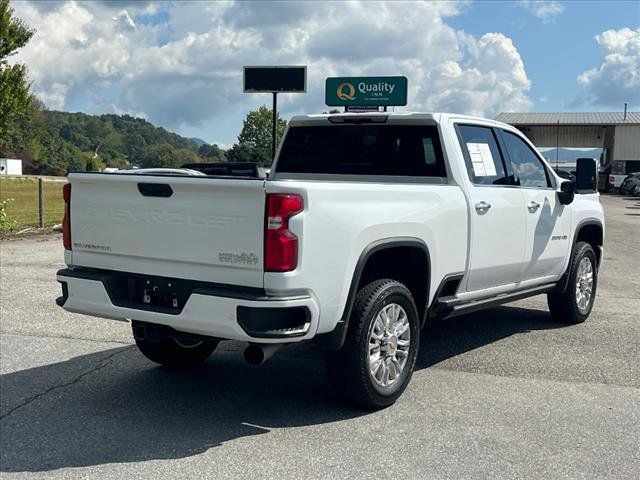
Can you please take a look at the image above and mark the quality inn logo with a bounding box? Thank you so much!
[326,76,407,107]
[336,82,356,101]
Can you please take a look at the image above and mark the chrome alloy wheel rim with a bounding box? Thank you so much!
[368,303,411,387]
[575,257,594,314]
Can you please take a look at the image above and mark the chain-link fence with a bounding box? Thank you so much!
[0,176,67,233]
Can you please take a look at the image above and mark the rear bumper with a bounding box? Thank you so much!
[56,268,319,343]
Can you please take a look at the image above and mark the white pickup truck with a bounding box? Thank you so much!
[56,112,604,409]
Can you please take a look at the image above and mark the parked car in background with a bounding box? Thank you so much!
[619,172,640,195]
[633,184,640,197]
[608,174,627,192]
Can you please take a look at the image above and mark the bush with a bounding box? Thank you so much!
[0,198,19,233]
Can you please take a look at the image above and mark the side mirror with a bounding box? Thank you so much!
[575,158,597,193]
[558,180,575,205]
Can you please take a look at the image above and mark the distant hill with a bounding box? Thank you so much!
[189,137,208,147]
[0,107,205,175]
[538,148,602,164]
[46,111,201,168]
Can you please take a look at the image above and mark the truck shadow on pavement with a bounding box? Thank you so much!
[418,305,562,368]
[1,305,560,472]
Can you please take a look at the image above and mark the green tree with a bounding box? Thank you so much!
[140,143,180,168]
[124,132,146,165]
[67,152,88,172]
[0,0,35,145]
[198,143,226,162]
[174,147,198,165]
[233,105,287,165]
[85,153,105,171]
[226,143,263,163]
[85,117,112,153]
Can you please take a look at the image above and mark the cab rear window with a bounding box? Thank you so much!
[276,125,446,177]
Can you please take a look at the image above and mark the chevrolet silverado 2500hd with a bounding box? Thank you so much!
[56,113,604,409]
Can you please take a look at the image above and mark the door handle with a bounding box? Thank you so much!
[527,201,541,212]
[474,201,492,214]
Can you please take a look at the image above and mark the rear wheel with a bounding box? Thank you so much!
[325,279,420,410]
[547,242,598,324]
[133,324,218,368]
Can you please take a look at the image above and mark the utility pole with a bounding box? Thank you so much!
[556,119,560,170]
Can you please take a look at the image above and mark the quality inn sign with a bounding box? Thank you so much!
[325,76,407,107]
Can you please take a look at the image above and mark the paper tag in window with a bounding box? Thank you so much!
[467,142,497,177]
[471,158,486,176]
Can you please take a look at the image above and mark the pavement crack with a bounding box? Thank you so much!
[0,346,132,421]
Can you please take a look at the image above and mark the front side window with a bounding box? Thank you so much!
[277,125,446,177]
[457,125,508,185]
[501,131,551,188]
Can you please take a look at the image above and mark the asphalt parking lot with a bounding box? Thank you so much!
[1,194,639,479]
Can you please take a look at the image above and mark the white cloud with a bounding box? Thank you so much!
[424,33,533,116]
[577,27,640,108]
[518,1,564,22]
[113,10,137,32]
[211,142,232,150]
[12,1,137,109]
[12,0,533,140]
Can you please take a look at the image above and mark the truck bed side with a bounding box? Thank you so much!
[264,179,468,335]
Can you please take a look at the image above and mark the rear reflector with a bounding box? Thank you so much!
[264,194,303,272]
[62,183,71,250]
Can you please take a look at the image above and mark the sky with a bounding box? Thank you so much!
[10,0,640,147]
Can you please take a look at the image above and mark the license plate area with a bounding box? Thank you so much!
[140,279,180,309]
[104,273,191,314]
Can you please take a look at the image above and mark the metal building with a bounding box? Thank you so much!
[495,112,640,174]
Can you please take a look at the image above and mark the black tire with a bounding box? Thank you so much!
[134,330,218,368]
[547,241,598,324]
[325,279,420,410]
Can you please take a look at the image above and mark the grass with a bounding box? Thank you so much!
[0,176,66,231]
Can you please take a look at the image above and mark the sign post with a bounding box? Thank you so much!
[325,76,408,109]
[243,66,307,160]
[272,92,277,164]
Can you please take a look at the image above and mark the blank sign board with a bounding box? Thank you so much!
[243,66,307,93]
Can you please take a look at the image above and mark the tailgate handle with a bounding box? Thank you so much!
[138,183,173,198]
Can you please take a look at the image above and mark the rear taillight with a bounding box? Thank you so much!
[62,183,71,250]
[609,176,615,183]
[264,193,303,272]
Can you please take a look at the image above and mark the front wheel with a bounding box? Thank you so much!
[547,242,598,324]
[325,279,420,409]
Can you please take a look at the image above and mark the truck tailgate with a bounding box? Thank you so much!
[67,173,265,288]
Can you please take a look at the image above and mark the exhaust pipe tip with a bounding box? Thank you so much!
[243,343,283,366]
[244,344,266,366]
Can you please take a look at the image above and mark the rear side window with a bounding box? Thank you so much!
[501,130,551,188]
[276,125,446,177]
[457,125,509,185]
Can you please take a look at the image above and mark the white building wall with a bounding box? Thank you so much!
[613,125,640,160]
[522,125,607,148]
[0,159,23,175]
